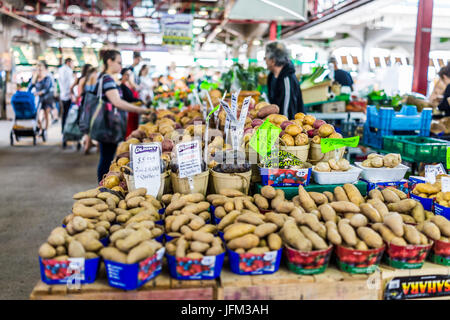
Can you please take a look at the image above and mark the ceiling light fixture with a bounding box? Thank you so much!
[121,21,130,30]
[192,27,203,35]
[36,14,56,23]
[193,19,208,27]
[168,7,177,15]
[198,37,206,43]
[52,22,70,30]
[215,27,222,33]
[198,8,208,16]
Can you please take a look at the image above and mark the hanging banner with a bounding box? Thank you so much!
[161,13,193,46]
[130,143,162,198]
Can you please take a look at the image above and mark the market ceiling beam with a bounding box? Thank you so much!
[203,0,235,47]
[0,2,74,39]
[281,0,374,39]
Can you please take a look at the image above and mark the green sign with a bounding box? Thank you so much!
[206,104,219,121]
[249,119,282,157]
[447,147,450,169]
[321,136,360,153]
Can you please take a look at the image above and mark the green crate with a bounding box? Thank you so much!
[255,181,368,200]
[383,136,449,163]
[383,136,405,154]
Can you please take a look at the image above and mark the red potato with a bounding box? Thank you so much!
[280,121,294,130]
[251,119,264,127]
[313,120,326,129]
[162,138,174,152]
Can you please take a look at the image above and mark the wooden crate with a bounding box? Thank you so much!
[30,263,218,300]
[217,264,381,300]
[322,100,346,113]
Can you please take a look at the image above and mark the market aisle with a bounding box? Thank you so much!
[0,120,99,299]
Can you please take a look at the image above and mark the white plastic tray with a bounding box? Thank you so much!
[354,162,409,183]
[312,165,362,185]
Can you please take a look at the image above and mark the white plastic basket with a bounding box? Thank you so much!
[354,162,409,182]
[312,165,362,185]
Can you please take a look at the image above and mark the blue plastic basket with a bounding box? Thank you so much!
[227,248,282,275]
[39,256,100,285]
[166,252,225,280]
[434,203,450,221]
[104,248,165,290]
[411,193,434,211]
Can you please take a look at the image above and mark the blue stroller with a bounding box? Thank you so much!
[10,89,46,146]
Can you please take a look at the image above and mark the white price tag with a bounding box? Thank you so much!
[130,143,162,198]
[442,176,450,193]
[425,164,446,184]
[176,140,202,179]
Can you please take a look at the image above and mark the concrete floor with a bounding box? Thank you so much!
[0,119,99,299]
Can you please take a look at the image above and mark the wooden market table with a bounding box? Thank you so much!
[30,261,450,300]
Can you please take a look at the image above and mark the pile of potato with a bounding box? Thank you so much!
[113,188,163,225]
[219,218,284,254]
[39,223,104,260]
[314,158,351,172]
[163,193,214,239]
[417,216,450,242]
[208,188,264,219]
[436,192,450,208]
[361,153,402,168]
[368,188,434,223]
[100,229,163,264]
[165,232,225,258]
[63,187,122,239]
[281,213,331,251]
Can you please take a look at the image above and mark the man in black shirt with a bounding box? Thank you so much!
[437,66,450,116]
[265,42,304,119]
[329,57,354,91]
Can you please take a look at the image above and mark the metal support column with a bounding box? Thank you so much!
[269,21,277,41]
[412,0,434,95]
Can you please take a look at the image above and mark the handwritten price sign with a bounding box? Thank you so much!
[130,143,161,197]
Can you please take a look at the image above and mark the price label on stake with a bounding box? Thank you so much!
[130,143,161,197]
[176,140,202,179]
[425,164,446,184]
[320,136,360,153]
[442,176,450,193]
[249,118,282,157]
[447,147,450,169]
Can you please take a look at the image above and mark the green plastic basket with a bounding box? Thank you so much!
[383,136,449,163]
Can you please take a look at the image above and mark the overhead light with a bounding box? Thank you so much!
[53,22,70,30]
[198,37,206,43]
[91,42,104,49]
[36,14,55,23]
[67,5,82,14]
[121,21,130,30]
[24,5,34,11]
[193,27,203,35]
[168,7,177,15]
[198,8,208,16]
[215,27,222,33]
[193,19,208,27]
[253,40,261,46]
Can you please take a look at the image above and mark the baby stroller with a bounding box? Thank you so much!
[10,89,46,146]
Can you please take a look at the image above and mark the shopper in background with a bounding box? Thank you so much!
[120,67,142,138]
[137,64,153,103]
[29,61,54,135]
[429,64,449,111]
[95,50,150,183]
[129,51,142,84]
[77,65,98,154]
[437,65,450,117]
[72,64,92,105]
[58,58,75,134]
[265,41,304,119]
[329,57,354,91]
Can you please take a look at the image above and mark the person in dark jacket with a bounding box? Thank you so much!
[265,42,304,119]
[437,65,450,117]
